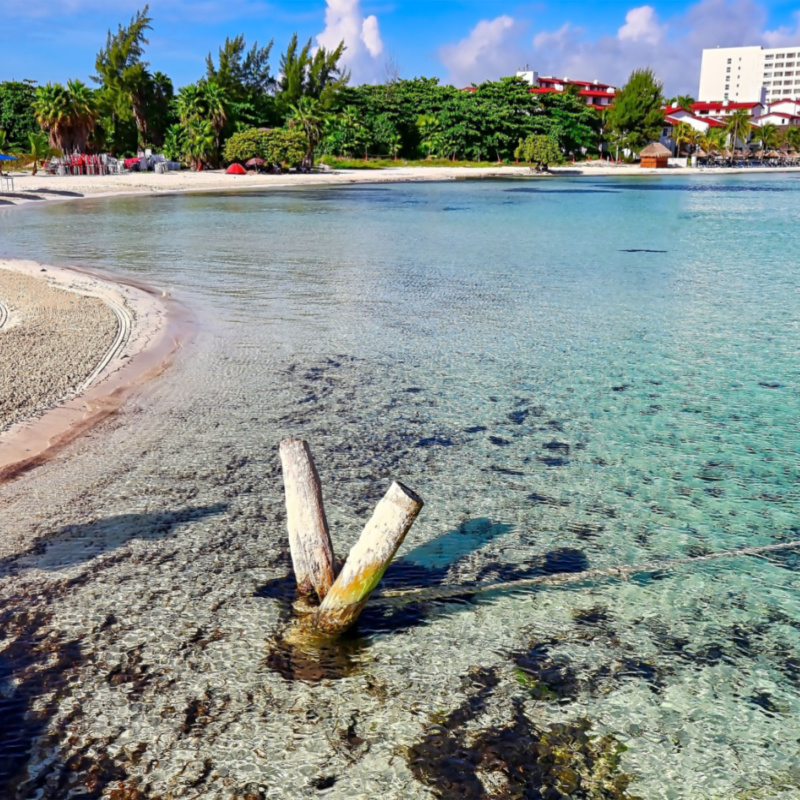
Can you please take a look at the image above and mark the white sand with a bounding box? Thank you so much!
[3,162,799,207]
[0,259,180,482]
[0,266,119,431]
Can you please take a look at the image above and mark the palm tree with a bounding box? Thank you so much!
[699,127,727,159]
[415,114,440,159]
[185,119,215,171]
[33,80,98,153]
[337,106,367,158]
[21,131,59,175]
[784,126,800,153]
[176,83,204,126]
[176,81,229,165]
[288,97,325,168]
[724,109,752,156]
[754,122,779,161]
[672,122,698,157]
[201,81,229,141]
[162,124,186,164]
[674,94,696,110]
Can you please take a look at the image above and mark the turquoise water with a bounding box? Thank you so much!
[0,175,799,799]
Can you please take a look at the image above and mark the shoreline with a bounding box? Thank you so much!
[0,258,187,486]
[2,162,800,208]
[0,161,795,479]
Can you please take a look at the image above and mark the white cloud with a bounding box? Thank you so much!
[438,0,800,96]
[439,15,526,87]
[763,11,800,47]
[316,0,384,83]
[361,14,382,58]
[618,6,665,46]
[533,23,580,52]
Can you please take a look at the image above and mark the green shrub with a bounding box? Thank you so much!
[223,126,307,166]
[514,134,562,168]
[264,128,306,166]
[222,128,269,164]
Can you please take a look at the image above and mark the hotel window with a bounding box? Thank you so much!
[765,54,774,59]
[764,81,772,86]
[765,72,772,77]
[788,62,796,67]
[788,53,797,57]
[777,53,785,58]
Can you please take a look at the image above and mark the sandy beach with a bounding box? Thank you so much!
[3,161,800,207]
[0,259,181,484]
[0,267,119,431]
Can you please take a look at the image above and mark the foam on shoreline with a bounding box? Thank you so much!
[0,259,188,485]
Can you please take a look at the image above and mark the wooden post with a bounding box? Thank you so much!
[279,438,336,601]
[314,481,424,635]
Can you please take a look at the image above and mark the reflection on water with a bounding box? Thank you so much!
[0,174,799,799]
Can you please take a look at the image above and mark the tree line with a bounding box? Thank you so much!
[5,8,796,173]
[0,6,613,172]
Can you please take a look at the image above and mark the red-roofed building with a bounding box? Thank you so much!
[766,98,800,117]
[690,100,764,118]
[660,107,729,156]
[754,111,800,127]
[514,70,617,110]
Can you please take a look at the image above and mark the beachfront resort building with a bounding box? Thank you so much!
[699,45,800,104]
[514,69,617,110]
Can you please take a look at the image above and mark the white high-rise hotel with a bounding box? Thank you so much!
[699,45,800,104]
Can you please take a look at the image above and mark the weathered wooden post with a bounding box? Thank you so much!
[279,438,337,601]
[314,481,424,635]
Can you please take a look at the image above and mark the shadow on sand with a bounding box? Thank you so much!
[0,503,228,575]
[0,503,227,797]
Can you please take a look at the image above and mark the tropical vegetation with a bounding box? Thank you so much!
[604,68,666,154]
[4,7,800,173]
[514,134,562,170]
[0,6,608,171]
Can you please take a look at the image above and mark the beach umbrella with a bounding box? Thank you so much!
[245,157,264,168]
[226,163,247,175]
[0,154,18,161]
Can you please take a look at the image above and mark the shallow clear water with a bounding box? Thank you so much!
[1,175,799,799]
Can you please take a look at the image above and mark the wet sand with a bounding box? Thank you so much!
[3,161,799,207]
[0,260,181,484]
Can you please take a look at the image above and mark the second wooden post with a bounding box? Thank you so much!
[314,481,424,635]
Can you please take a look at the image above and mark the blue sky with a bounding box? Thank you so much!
[1,0,799,95]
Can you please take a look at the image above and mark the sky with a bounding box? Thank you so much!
[1,0,799,96]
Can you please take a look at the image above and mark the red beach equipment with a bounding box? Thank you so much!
[226,163,247,175]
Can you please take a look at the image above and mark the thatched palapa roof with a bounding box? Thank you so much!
[639,142,672,158]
